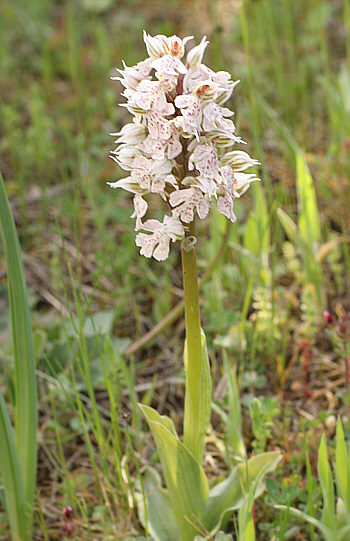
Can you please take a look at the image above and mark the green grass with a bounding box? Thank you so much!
[0,0,349,538]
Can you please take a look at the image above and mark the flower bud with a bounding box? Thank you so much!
[111,123,147,145]
[143,31,169,59]
[63,506,73,521]
[323,310,333,324]
[220,150,260,171]
[112,61,147,90]
[186,36,209,68]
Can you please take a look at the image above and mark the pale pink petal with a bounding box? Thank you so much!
[167,136,182,159]
[135,216,184,261]
[131,168,151,190]
[170,187,210,222]
[151,176,166,193]
[174,94,202,129]
[148,112,172,141]
[220,165,235,184]
[193,143,219,178]
[131,194,148,230]
[217,195,236,222]
[151,55,187,77]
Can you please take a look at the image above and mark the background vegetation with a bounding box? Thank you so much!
[0,0,349,539]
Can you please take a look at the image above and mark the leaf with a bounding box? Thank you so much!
[335,417,350,513]
[253,182,270,255]
[275,506,342,541]
[0,169,37,540]
[204,451,281,534]
[277,208,298,244]
[239,460,275,541]
[65,310,115,337]
[223,354,245,459]
[136,467,179,541]
[318,435,336,532]
[305,451,316,539]
[296,153,321,250]
[139,404,209,541]
[336,499,349,534]
[0,391,27,540]
[183,329,212,464]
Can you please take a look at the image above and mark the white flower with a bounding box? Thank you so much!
[110,145,142,171]
[151,55,187,81]
[193,79,222,102]
[170,187,210,222]
[143,31,170,60]
[131,156,177,193]
[233,172,260,195]
[216,169,237,222]
[202,102,233,131]
[143,31,193,60]
[183,175,217,198]
[140,122,182,160]
[220,165,259,194]
[168,35,193,58]
[128,80,175,115]
[217,167,259,221]
[217,193,237,222]
[108,155,176,195]
[111,61,150,90]
[205,125,242,147]
[200,65,239,104]
[111,123,147,145]
[136,215,184,261]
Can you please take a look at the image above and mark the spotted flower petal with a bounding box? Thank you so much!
[152,55,187,78]
[192,143,219,179]
[131,194,148,230]
[170,187,210,222]
[135,216,184,261]
[174,94,202,132]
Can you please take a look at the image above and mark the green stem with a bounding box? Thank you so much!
[124,220,231,357]
[181,232,202,399]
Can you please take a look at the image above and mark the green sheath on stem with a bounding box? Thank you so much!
[181,234,202,387]
[182,230,212,464]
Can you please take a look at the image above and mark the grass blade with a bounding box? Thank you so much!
[0,169,37,533]
[0,391,28,539]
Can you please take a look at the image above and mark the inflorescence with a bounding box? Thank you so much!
[108,32,260,260]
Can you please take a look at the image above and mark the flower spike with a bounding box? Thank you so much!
[109,32,259,260]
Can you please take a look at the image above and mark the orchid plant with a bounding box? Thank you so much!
[109,32,281,541]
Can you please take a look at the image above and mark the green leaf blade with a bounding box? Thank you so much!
[183,329,212,465]
[139,404,209,541]
[0,391,28,539]
[318,435,336,532]
[0,169,37,537]
[205,451,281,534]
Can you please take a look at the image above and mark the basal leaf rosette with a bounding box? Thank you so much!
[108,32,260,260]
